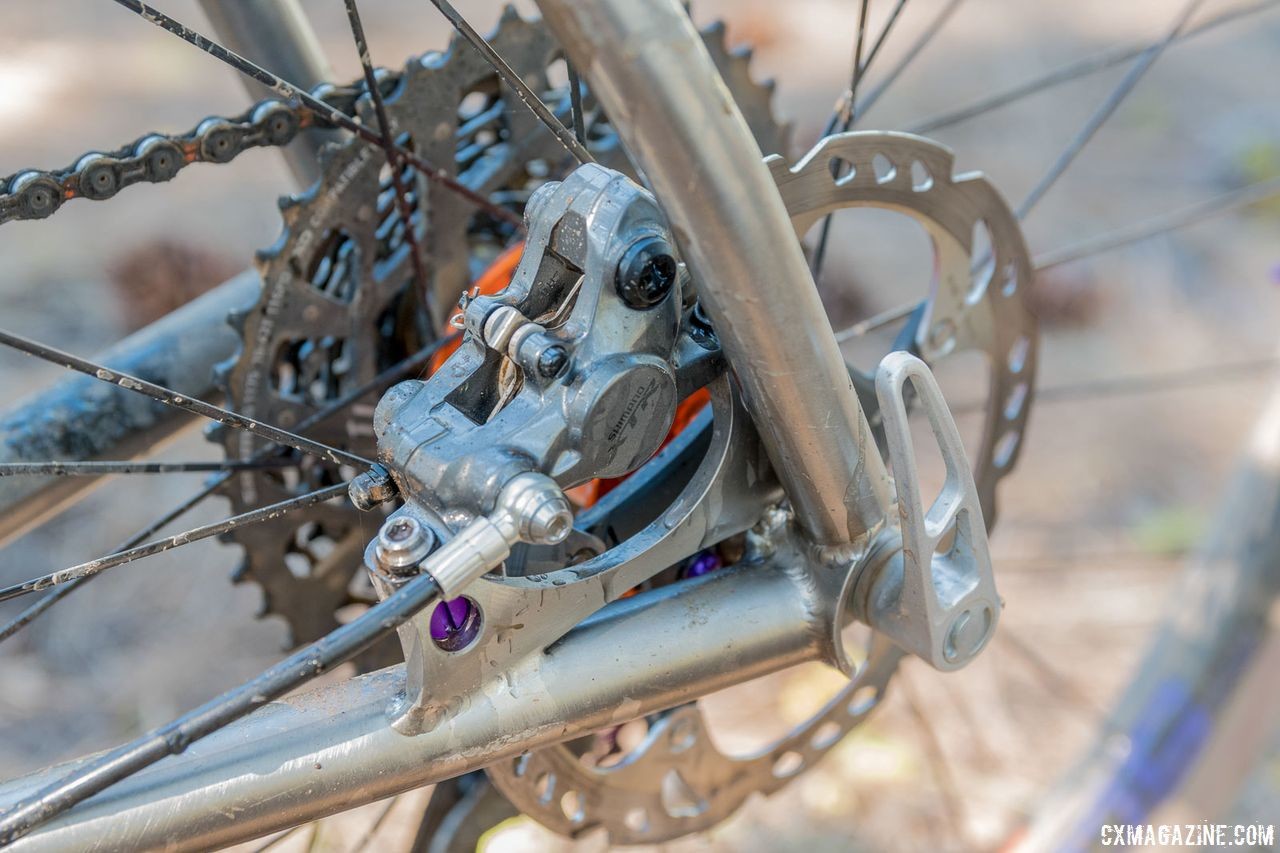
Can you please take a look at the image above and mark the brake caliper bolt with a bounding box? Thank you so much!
[536,344,570,379]
[616,235,678,309]
[348,463,398,511]
[374,515,435,576]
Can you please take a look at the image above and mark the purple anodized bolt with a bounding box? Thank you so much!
[683,550,722,579]
[429,597,481,651]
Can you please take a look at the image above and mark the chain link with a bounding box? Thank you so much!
[0,81,375,226]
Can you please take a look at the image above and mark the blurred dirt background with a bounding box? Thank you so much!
[1,1,1279,850]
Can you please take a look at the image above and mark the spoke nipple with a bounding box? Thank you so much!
[349,463,398,511]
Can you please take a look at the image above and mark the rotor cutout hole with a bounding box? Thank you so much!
[513,753,531,777]
[660,770,708,818]
[1008,336,1030,374]
[968,219,995,303]
[590,718,650,769]
[667,715,698,753]
[617,718,650,752]
[848,685,879,716]
[624,807,650,834]
[910,160,933,192]
[1004,381,1029,421]
[1001,260,1019,297]
[994,430,1020,469]
[534,772,556,805]
[810,720,843,750]
[828,156,856,185]
[560,790,586,824]
[772,750,805,778]
[872,152,896,184]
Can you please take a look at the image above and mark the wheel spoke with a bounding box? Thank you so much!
[425,0,593,165]
[0,491,213,644]
[0,483,351,603]
[834,301,919,342]
[945,356,1278,417]
[342,0,432,323]
[0,328,371,468]
[251,826,306,853]
[898,672,968,845]
[859,0,911,91]
[856,0,967,121]
[349,796,401,853]
[1020,357,1278,406]
[908,0,1280,136]
[1034,175,1280,270]
[0,571,443,845]
[1000,627,1103,717]
[821,0,910,139]
[567,63,588,148]
[108,0,523,229]
[833,174,1280,345]
[1015,0,1206,220]
[811,0,874,281]
[0,459,294,477]
[842,0,874,132]
[0,337,454,643]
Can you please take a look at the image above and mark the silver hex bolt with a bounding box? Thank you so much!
[374,515,436,576]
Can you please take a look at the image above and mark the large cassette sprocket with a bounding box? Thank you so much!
[217,10,788,650]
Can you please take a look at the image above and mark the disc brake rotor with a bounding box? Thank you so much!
[484,130,1038,844]
[216,11,787,652]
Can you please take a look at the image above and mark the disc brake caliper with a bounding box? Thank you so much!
[374,162,687,516]
[363,163,722,727]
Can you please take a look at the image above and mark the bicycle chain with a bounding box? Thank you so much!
[0,82,377,225]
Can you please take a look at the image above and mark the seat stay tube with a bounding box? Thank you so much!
[534,0,892,546]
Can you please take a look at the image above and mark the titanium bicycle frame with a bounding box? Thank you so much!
[5,3,1275,850]
[0,1,892,848]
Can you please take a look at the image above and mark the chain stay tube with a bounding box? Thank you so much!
[0,554,834,851]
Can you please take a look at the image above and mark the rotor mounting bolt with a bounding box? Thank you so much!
[536,344,570,379]
[374,515,436,576]
[616,236,678,310]
[348,463,398,511]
